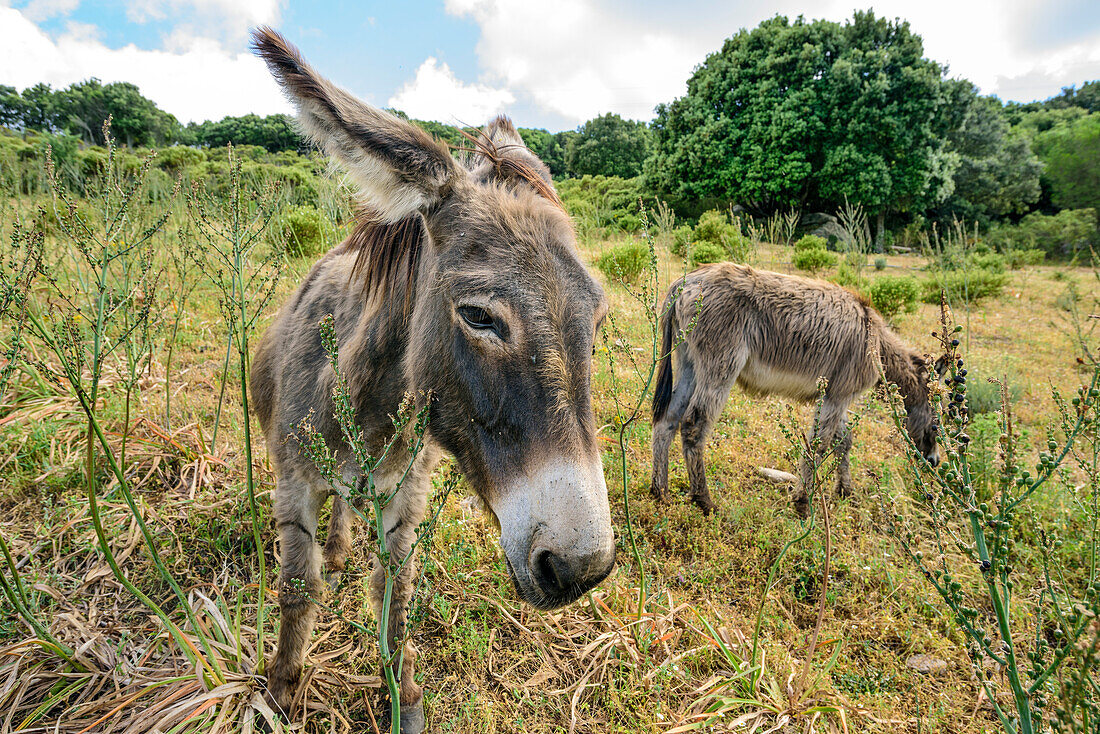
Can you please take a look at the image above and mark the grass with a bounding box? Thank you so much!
[1,159,1098,731]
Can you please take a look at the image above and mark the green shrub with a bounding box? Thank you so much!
[596,240,649,285]
[866,276,920,318]
[281,205,328,257]
[986,208,1098,257]
[155,145,206,172]
[794,234,828,252]
[873,256,887,271]
[670,225,693,257]
[616,213,642,233]
[921,268,1007,304]
[832,262,859,287]
[694,209,736,244]
[793,246,837,274]
[965,372,1024,416]
[969,252,1007,273]
[1005,248,1045,269]
[691,240,727,265]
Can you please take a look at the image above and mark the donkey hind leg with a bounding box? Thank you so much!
[795,398,852,518]
[650,360,696,503]
[267,470,328,715]
[322,494,356,590]
[679,356,743,515]
[367,445,440,734]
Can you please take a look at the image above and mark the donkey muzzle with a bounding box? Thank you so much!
[492,457,615,609]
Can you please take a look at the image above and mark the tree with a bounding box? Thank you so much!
[1047,80,1100,114]
[1032,114,1100,213]
[0,85,26,128]
[565,113,650,178]
[646,12,953,244]
[518,127,568,176]
[186,113,303,152]
[937,80,1041,221]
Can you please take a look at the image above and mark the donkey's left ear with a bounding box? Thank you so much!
[252,27,461,222]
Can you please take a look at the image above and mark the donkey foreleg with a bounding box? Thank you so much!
[795,399,852,517]
[367,446,439,733]
[322,494,356,589]
[268,470,328,714]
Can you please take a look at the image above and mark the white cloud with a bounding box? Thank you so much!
[126,0,283,48]
[446,0,1100,126]
[445,0,698,124]
[0,7,290,123]
[387,57,515,124]
[20,0,79,22]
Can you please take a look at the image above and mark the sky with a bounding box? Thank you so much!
[1,0,1099,132]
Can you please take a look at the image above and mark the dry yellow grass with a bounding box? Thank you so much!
[0,224,1094,733]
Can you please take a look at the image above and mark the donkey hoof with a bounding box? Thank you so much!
[691,496,715,516]
[399,701,425,734]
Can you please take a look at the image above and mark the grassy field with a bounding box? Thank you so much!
[0,147,1097,734]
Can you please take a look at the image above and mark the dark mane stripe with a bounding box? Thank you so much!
[348,213,424,312]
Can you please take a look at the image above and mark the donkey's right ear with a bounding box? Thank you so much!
[251,27,460,222]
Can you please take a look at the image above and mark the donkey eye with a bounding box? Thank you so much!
[458,306,496,331]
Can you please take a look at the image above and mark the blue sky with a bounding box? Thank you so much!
[2,0,1099,131]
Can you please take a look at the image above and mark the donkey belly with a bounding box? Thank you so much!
[736,356,821,402]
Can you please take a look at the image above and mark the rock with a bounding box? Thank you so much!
[906,654,949,675]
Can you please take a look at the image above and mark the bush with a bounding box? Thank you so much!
[670,225,693,257]
[965,372,1024,416]
[596,240,649,285]
[985,208,1098,257]
[281,205,328,257]
[794,234,828,252]
[969,252,1007,273]
[1005,248,1045,269]
[793,245,837,274]
[866,276,920,318]
[691,240,727,265]
[832,262,859,287]
[921,268,1007,304]
[873,256,887,270]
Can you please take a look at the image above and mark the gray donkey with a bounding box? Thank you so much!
[250,28,615,732]
[651,263,943,515]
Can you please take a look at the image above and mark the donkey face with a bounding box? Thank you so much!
[905,354,947,467]
[253,28,615,610]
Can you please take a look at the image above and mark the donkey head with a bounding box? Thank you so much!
[902,354,949,467]
[253,28,614,610]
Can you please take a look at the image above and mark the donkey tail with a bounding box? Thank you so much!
[652,287,679,422]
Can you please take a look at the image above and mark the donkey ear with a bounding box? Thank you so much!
[468,114,556,194]
[252,27,460,222]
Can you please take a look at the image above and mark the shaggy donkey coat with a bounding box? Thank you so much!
[650,263,941,514]
[250,28,614,732]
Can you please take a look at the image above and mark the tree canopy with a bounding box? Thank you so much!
[565,113,650,179]
[646,11,953,223]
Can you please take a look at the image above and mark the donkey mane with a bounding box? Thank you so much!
[344,119,564,307]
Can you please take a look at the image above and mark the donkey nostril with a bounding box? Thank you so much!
[533,548,569,593]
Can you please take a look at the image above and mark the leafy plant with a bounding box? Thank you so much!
[793,246,837,274]
[280,204,328,257]
[596,240,649,285]
[866,275,920,318]
[690,239,726,265]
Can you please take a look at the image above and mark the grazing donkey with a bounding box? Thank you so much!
[650,263,943,515]
[250,28,615,732]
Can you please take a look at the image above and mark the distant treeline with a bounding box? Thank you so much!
[0,79,648,180]
[2,10,1099,237]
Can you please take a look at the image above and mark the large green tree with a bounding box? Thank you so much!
[1032,113,1100,213]
[185,113,302,152]
[938,80,1042,221]
[565,113,650,178]
[646,11,953,241]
